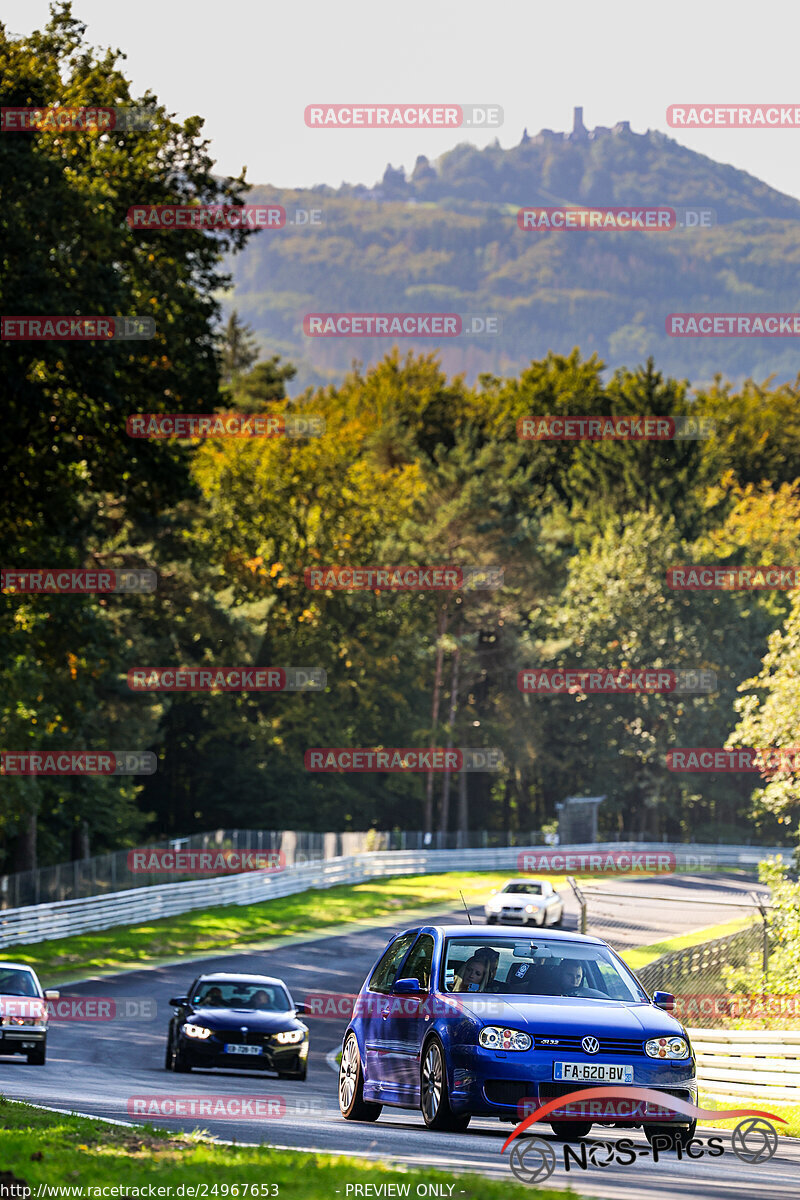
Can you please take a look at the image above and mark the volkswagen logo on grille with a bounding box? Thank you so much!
[582,1036,600,1055]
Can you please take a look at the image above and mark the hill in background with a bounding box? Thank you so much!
[229,108,800,390]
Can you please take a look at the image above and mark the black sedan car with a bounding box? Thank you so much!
[165,972,309,1079]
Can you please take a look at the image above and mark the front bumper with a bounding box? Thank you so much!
[485,910,542,925]
[179,1034,308,1072]
[0,1029,47,1054]
[447,1046,697,1123]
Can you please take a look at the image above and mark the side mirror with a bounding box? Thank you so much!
[393,977,422,995]
[653,991,675,1011]
[294,1001,308,1014]
[490,888,498,895]
[169,996,189,1007]
[44,990,60,1001]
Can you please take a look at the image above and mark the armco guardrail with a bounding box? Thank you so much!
[0,842,789,950]
[689,1027,800,1102]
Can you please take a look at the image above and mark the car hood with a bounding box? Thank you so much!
[491,895,544,906]
[451,995,684,1036]
[185,1007,304,1032]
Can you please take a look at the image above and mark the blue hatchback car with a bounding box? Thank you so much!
[338,925,697,1142]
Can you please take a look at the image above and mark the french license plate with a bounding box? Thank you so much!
[554,1061,633,1083]
[224,1044,263,1055]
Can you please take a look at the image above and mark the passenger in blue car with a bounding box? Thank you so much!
[453,947,499,992]
[453,955,487,992]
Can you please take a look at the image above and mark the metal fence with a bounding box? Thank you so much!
[688,1028,800,1101]
[0,841,789,951]
[0,828,554,909]
[4,828,794,910]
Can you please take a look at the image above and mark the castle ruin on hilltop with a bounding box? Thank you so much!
[520,107,632,145]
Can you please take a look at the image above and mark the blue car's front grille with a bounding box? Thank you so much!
[533,1036,644,1055]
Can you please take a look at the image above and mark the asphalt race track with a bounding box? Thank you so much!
[1,874,797,1199]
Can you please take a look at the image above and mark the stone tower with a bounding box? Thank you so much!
[572,106,588,138]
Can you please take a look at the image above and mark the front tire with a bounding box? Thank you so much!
[167,1033,192,1073]
[27,1044,46,1065]
[420,1037,470,1132]
[339,1033,381,1121]
[550,1121,592,1140]
[644,1121,696,1149]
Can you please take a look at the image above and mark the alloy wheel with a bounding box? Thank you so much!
[339,1035,359,1111]
[421,1042,442,1121]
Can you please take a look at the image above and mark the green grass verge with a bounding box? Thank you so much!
[619,915,756,972]
[698,1091,800,1138]
[0,1098,575,1197]
[11,871,569,986]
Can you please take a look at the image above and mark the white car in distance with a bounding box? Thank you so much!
[484,878,564,927]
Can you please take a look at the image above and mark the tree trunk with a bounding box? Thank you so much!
[423,602,448,834]
[457,759,468,844]
[13,809,37,873]
[439,639,461,837]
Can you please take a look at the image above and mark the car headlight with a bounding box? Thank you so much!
[524,904,539,913]
[479,1026,532,1052]
[645,1036,689,1059]
[182,1022,212,1039]
[274,1028,305,1045]
[6,1017,46,1027]
[488,900,502,911]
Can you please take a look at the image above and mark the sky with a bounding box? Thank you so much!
[4,0,800,198]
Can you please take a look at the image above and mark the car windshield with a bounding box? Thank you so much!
[504,883,543,895]
[0,968,39,997]
[192,982,292,1011]
[442,937,645,1001]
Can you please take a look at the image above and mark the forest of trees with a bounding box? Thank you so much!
[3,6,800,873]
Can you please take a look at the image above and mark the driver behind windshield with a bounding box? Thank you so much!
[558,959,607,999]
